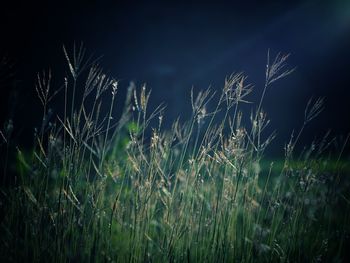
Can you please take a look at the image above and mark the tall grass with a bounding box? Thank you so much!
[0,45,349,262]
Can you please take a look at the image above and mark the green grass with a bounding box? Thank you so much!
[1,46,349,262]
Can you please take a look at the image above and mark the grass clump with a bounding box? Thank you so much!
[0,45,349,262]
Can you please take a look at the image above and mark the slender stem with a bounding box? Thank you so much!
[101,93,116,170]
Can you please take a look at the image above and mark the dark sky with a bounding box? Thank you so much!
[1,0,350,155]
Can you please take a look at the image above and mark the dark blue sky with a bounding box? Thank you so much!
[1,0,350,155]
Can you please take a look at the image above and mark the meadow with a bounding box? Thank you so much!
[1,46,349,262]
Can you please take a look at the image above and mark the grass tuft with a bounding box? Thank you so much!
[0,46,349,262]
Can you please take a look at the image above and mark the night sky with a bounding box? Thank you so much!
[1,0,350,156]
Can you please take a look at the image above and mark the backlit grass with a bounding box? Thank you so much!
[0,46,349,262]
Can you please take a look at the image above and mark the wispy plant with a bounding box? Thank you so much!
[0,47,348,263]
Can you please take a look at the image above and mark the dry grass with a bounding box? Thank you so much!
[0,45,349,262]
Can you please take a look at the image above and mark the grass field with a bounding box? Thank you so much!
[1,47,349,262]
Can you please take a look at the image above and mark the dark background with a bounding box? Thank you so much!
[1,0,350,156]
